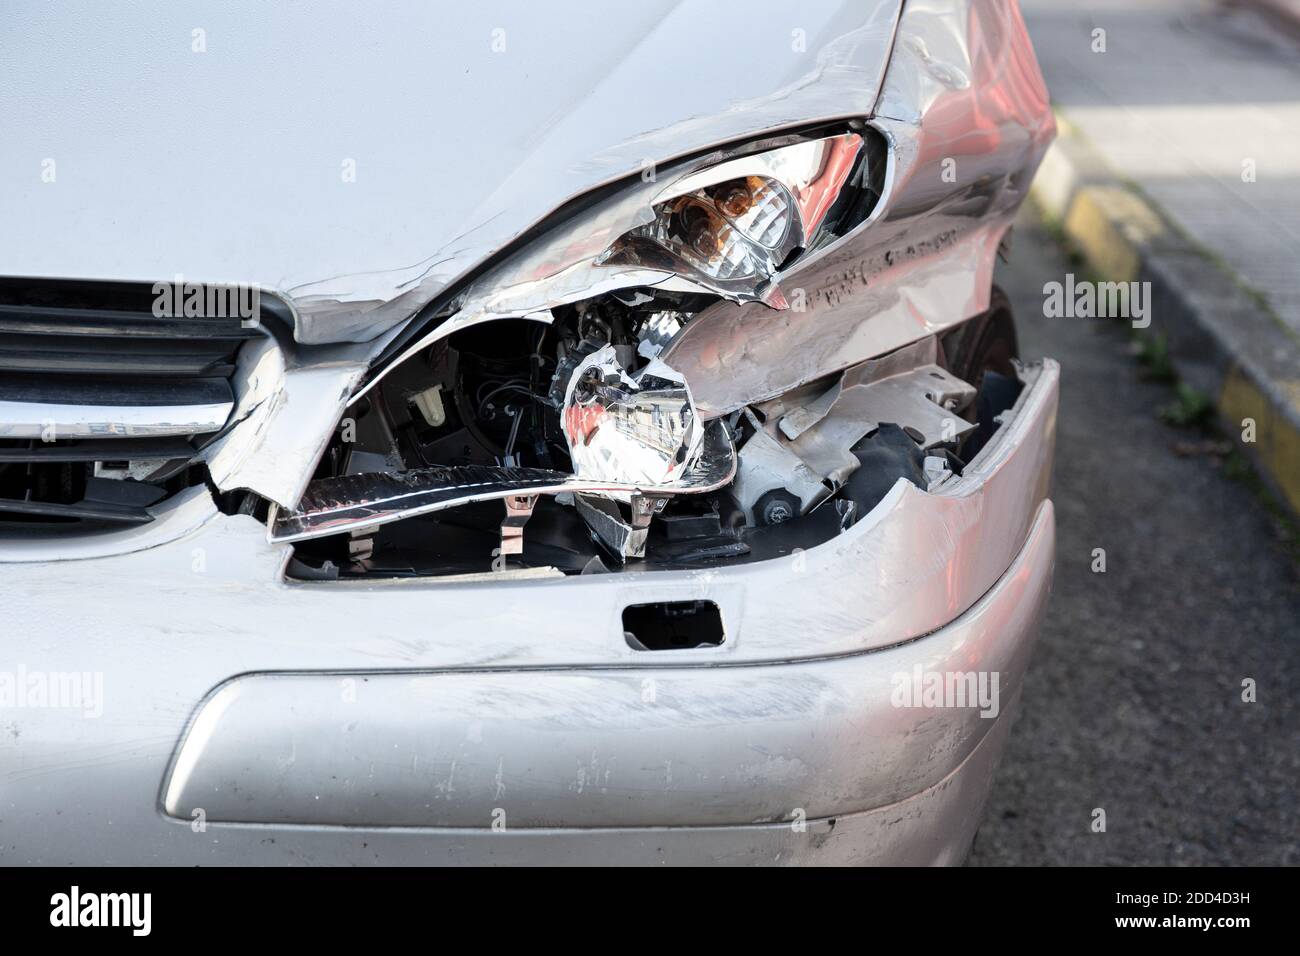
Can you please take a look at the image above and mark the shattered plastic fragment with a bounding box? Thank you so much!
[270,420,736,544]
[562,346,704,489]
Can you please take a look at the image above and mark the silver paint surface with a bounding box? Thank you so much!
[0,0,1059,865]
[0,360,1055,863]
[162,506,1051,829]
[663,0,1055,415]
[0,0,902,344]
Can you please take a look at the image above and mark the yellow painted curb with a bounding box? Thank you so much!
[1220,367,1300,515]
[1062,186,1164,284]
[1032,120,1300,518]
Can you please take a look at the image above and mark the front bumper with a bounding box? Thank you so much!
[0,362,1058,866]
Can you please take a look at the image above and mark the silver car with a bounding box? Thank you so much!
[1,0,1056,865]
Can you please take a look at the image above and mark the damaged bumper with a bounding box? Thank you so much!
[0,359,1057,865]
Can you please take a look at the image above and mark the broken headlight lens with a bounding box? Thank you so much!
[613,178,793,281]
[598,133,863,295]
[562,345,704,487]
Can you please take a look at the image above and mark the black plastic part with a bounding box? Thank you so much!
[0,279,274,529]
[0,497,153,524]
[0,278,258,384]
[0,438,195,463]
[0,372,231,408]
[622,600,725,651]
[285,556,341,581]
[939,285,1022,461]
[840,423,929,518]
[659,509,723,539]
[965,370,1024,460]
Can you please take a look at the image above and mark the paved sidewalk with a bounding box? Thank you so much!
[1022,0,1300,338]
[1021,0,1300,515]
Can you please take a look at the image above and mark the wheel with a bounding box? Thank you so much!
[942,286,1023,461]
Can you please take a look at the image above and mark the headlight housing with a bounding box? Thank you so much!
[292,127,885,568]
[599,133,863,297]
[360,129,878,400]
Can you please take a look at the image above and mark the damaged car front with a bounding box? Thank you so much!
[0,0,1056,865]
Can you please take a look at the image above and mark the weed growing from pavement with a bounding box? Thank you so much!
[1131,331,1177,384]
[1158,383,1214,428]
[1126,331,1299,575]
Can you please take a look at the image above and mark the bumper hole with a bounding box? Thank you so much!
[622,600,724,651]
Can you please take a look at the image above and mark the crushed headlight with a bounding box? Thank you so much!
[358,130,873,401]
[280,126,899,578]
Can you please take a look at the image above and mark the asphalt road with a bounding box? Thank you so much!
[966,210,1300,866]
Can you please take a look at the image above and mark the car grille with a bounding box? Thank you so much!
[0,277,263,528]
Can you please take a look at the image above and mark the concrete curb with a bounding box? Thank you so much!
[1030,115,1300,518]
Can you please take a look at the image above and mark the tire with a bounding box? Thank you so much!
[941,286,1023,461]
[942,286,1019,388]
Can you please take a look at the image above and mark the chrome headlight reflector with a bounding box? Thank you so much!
[601,133,862,297]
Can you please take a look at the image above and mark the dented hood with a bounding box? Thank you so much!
[0,0,902,344]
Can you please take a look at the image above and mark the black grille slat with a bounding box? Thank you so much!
[0,303,257,340]
[0,438,196,463]
[0,497,153,525]
[0,277,260,383]
[0,371,232,408]
[0,331,238,377]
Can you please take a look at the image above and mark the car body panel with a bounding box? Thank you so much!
[0,361,1057,668]
[0,503,1050,864]
[0,0,903,344]
[160,503,1052,831]
[1,355,1056,864]
[0,0,1059,866]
